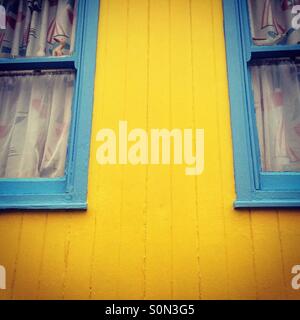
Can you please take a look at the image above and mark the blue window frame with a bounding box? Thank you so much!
[0,0,99,210]
[223,0,300,208]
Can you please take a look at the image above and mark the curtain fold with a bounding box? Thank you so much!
[0,0,77,57]
[248,0,300,46]
[251,59,300,172]
[0,70,75,178]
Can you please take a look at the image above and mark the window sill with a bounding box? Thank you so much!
[0,194,87,211]
[0,203,87,211]
[235,200,300,209]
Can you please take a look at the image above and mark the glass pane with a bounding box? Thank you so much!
[0,69,75,178]
[250,58,300,172]
[0,0,78,58]
[248,0,300,46]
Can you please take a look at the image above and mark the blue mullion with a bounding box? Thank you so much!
[0,56,76,71]
[251,45,300,59]
[0,55,77,64]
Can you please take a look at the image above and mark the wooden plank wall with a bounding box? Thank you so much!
[0,0,300,300]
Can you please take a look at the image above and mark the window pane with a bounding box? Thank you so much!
[248,0,300,46]
[250,58,300,172]
[0,0,77,58]
[0,69,75,178]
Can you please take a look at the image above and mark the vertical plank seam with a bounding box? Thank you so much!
[89,0,110,299]
[189,0,202,301]
[210,0,230,300]
[276,210,288,299]
[10,213,24,300]
[116,0,130,300]
[142,0,150,300]
[249,211,259,299]
[36,213,49,300]
[168,0,174,300]
[61,215,72,300]
[89,210,97,299]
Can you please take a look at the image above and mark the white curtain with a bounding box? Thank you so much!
[0,0,77,57]
[248,0,300,46]
[0,70,75,178]
[251,59,300,172]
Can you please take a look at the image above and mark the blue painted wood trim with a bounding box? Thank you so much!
[0,0,100,211]
[65,0,100,206]
[223,0,300,208]
[223,0,254,201]
[235,200,300,209]
[261,173,300,191]
[0,202,87,211]
[251,45,300,58]
[0,178,66,195]
[0,56,76,67]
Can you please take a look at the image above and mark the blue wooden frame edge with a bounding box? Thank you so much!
[223,0,255,202]
[0,0,100,211]
[223,0,300,208]
[235,200,300,208]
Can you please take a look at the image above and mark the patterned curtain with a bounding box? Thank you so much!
[0,0,77,57]
[248,0,300,45]
[251,59,300,172]
[0,70,75,178]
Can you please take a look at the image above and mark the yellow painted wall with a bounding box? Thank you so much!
[1,0,300,300]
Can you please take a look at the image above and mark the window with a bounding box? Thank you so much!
[223,0,300,208]
[0,0,99,210]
